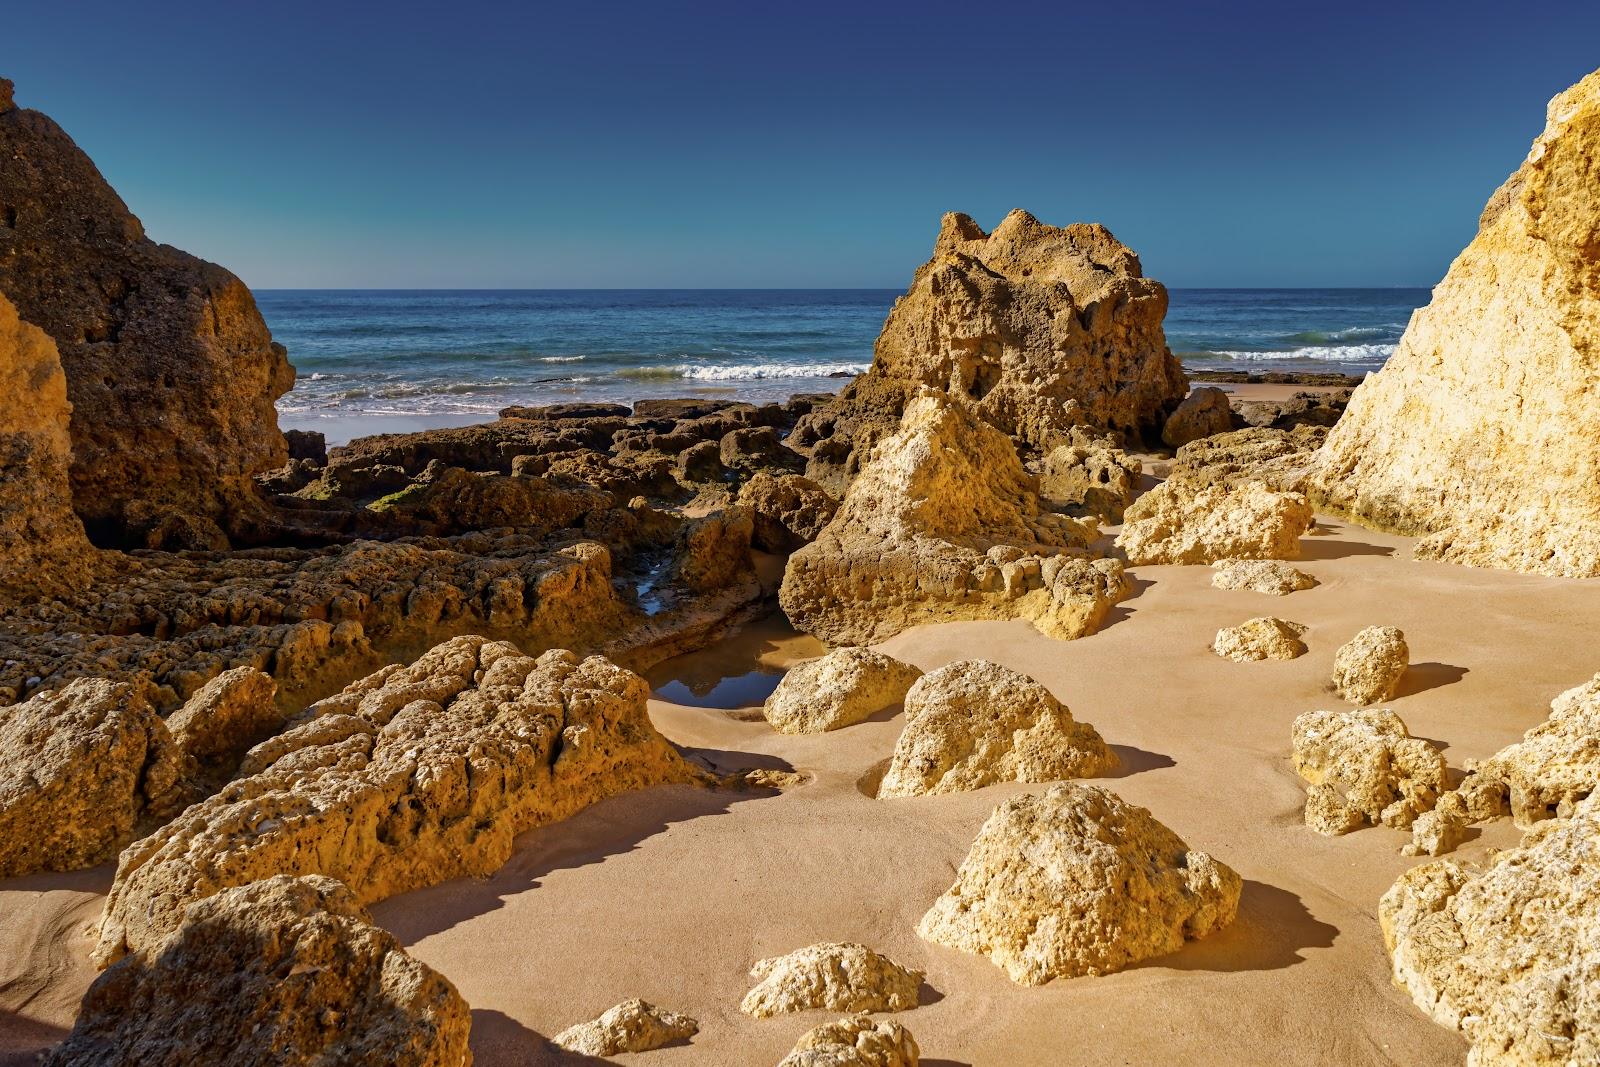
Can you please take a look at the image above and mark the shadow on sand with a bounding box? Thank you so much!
[469,1008,610,1066]
[1135,879,1337,974]
[0,1011,68,1067]
[1101,574,1154,628]
[1398,662,1469,698]
[1102,744,1177,778]
[1297,536,1395,561]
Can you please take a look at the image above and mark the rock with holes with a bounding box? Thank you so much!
[92,635,700,965]
[762,648,923,735]
[1115,479,1314,565]
[1291,708,1446,834]
[0,678,190,877]
[740,942,923,1018]
[777,1016,921,1067]
[1380,790,1600,1066]
[738,472,839,552]
[1210,558,1317,596]
[917,783,1240,984]
[1210,617,1308,662]
[781,392,1126,645]
[163,666,285,780]
[1331,626,1409,705]
[1313,70,1600,578]
[1162,387,1235,448]
[552,999,699,1056]
[44,875,471,1067]
[877,661,1116,797]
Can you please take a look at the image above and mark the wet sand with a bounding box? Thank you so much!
[6,515,1596,1064]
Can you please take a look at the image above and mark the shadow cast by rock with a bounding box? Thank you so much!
[1134,879,1337,974]
[1100,574,1154,628]
[1397,662,1468,698]
[1101,744,1177,779]
[470,1009,610,1067]
[1296,537,1395,561]
[0,1010,69,1067]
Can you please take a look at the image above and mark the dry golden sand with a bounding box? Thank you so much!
[4,515,1598,1065]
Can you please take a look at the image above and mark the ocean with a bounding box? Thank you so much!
[263,288,1429,440]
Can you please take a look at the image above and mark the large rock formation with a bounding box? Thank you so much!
[0,291,95,600]
[917,783,1241,984]
[792,209,1186,489]
[1291,708,1446,836]
[0,79,295,545]
[46,875,471,1067]
[877,661,1117,797]
[0,678,189,877]
[762,648,923,735]
[1381,791,1600,1066]
[780,392,1127,645]
[1313,69,1600,577]
[739,942,923,1018]
[94,636,700,963]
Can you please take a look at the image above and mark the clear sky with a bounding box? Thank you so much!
[7,1,1599,289]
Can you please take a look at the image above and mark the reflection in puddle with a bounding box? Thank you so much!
[647,612,825,710]
[654,670,784,709]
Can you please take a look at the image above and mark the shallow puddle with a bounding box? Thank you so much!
[646,611,823,709]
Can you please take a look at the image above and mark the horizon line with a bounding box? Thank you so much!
[251,284,1436,293]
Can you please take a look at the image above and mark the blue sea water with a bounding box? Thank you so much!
[261,288,1430,436]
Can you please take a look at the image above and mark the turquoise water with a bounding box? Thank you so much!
[261,288,1429,431]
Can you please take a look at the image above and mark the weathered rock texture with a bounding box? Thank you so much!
[740,942,923,1018]
[0,678,188,877]
[552,999,698,1056]
[781,392,1126,645]
[791,209,1185,490]
[1038,436,1141,522]
[1210,558,1317,596]
[738,472,839,552]
[0,291,95,600]
[917,783,1241,984]
[1116,480,1313,565]
[762,648,923,735]
[1291,708,1446,835]
[1313,69,1600,577]
[46,875,471,1067]
[778,1016,921,1067]
[1162,387,1235,448]
[877,661,1116,797]
[1381,791,1600,1066]
[1331,626,1409,706]
[0,81,294,544]
[164,666,284,780]
[94,636,699,964]
[1210,617,1307,662]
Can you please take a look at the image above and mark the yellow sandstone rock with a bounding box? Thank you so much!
[552,999,699,1056]
[740,942,923,1018]
[1331,626,1409,705]
[1291,708,1445,835]
[1210,617,1308,662]
[762,648,923,735]
[777,1016,921,1067]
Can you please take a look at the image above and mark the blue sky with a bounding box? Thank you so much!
[7,1,1598,288]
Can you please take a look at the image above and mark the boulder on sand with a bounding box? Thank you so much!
[917,783,1241,984]
[1162,387,1235,448]
[1115,480,1313,565]
[778,1016,921,1067]
[1210,558,1317,596]
[877,661,1117,797]
[553,999,699,1056]
[1291,708,1446,835]
[740,942,923,1018]
[1330,626,1409,706]
[1210,617,1308,662]
[762,648,923,735]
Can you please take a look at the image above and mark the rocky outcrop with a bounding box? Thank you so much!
[781,392,1127,645]
[738,472,838,552]
[762,648,923,735]
[1038,435,1141,522]
[778,1016,921,1067]
[877,661,1116,797]
[1115,480,1314,565]
[1312,70,1600,577]
[163,666,284,781]
[792,209,1186,489]
[1210,617,1307,662]
[1291,708,1446,835]
[46,875,471,1067]
[0,678,189,877]
[0,291,95,600]
[1381,791,1600,1066]
[1167,426,1328,494]
[552,999,698,1056]
[0,80,294,545]
[1331,626,1409,705]
[1162,387,1235,448]
[918,783,1240,984]
[740,942,923,1018]
[1233,389,1350,432]
[93,636,700,964]
[1210,558,1317,595]
[1415,672,1600,852]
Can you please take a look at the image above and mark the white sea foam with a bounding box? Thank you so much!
[538,355,587,363]
[1208,342,1396,363]
[672,361,869,381]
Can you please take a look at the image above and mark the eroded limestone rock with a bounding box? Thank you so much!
[552,999,698,1056]
[0,678,188,877]
[878,661,1116,797]
[1210,558,1317,596]
[163,666,284,780]
[93,635,700,964]
[917,783,1240,984]
[45,875,471,1067]
[1313,70,1600,577]
[1162,387,1234,448]
[1381,791,1600,1066]
[738,472,839,552]
[781,392,1126,645]
[1331,626,1409,705]
[1210,617,1308,662]
[777,1016,921,1067]
[1116,480,1313,565]
[740,942,923,1018]
[762,648,923,735]
[1038,436,1142,523]
[1291,708,1445,834]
